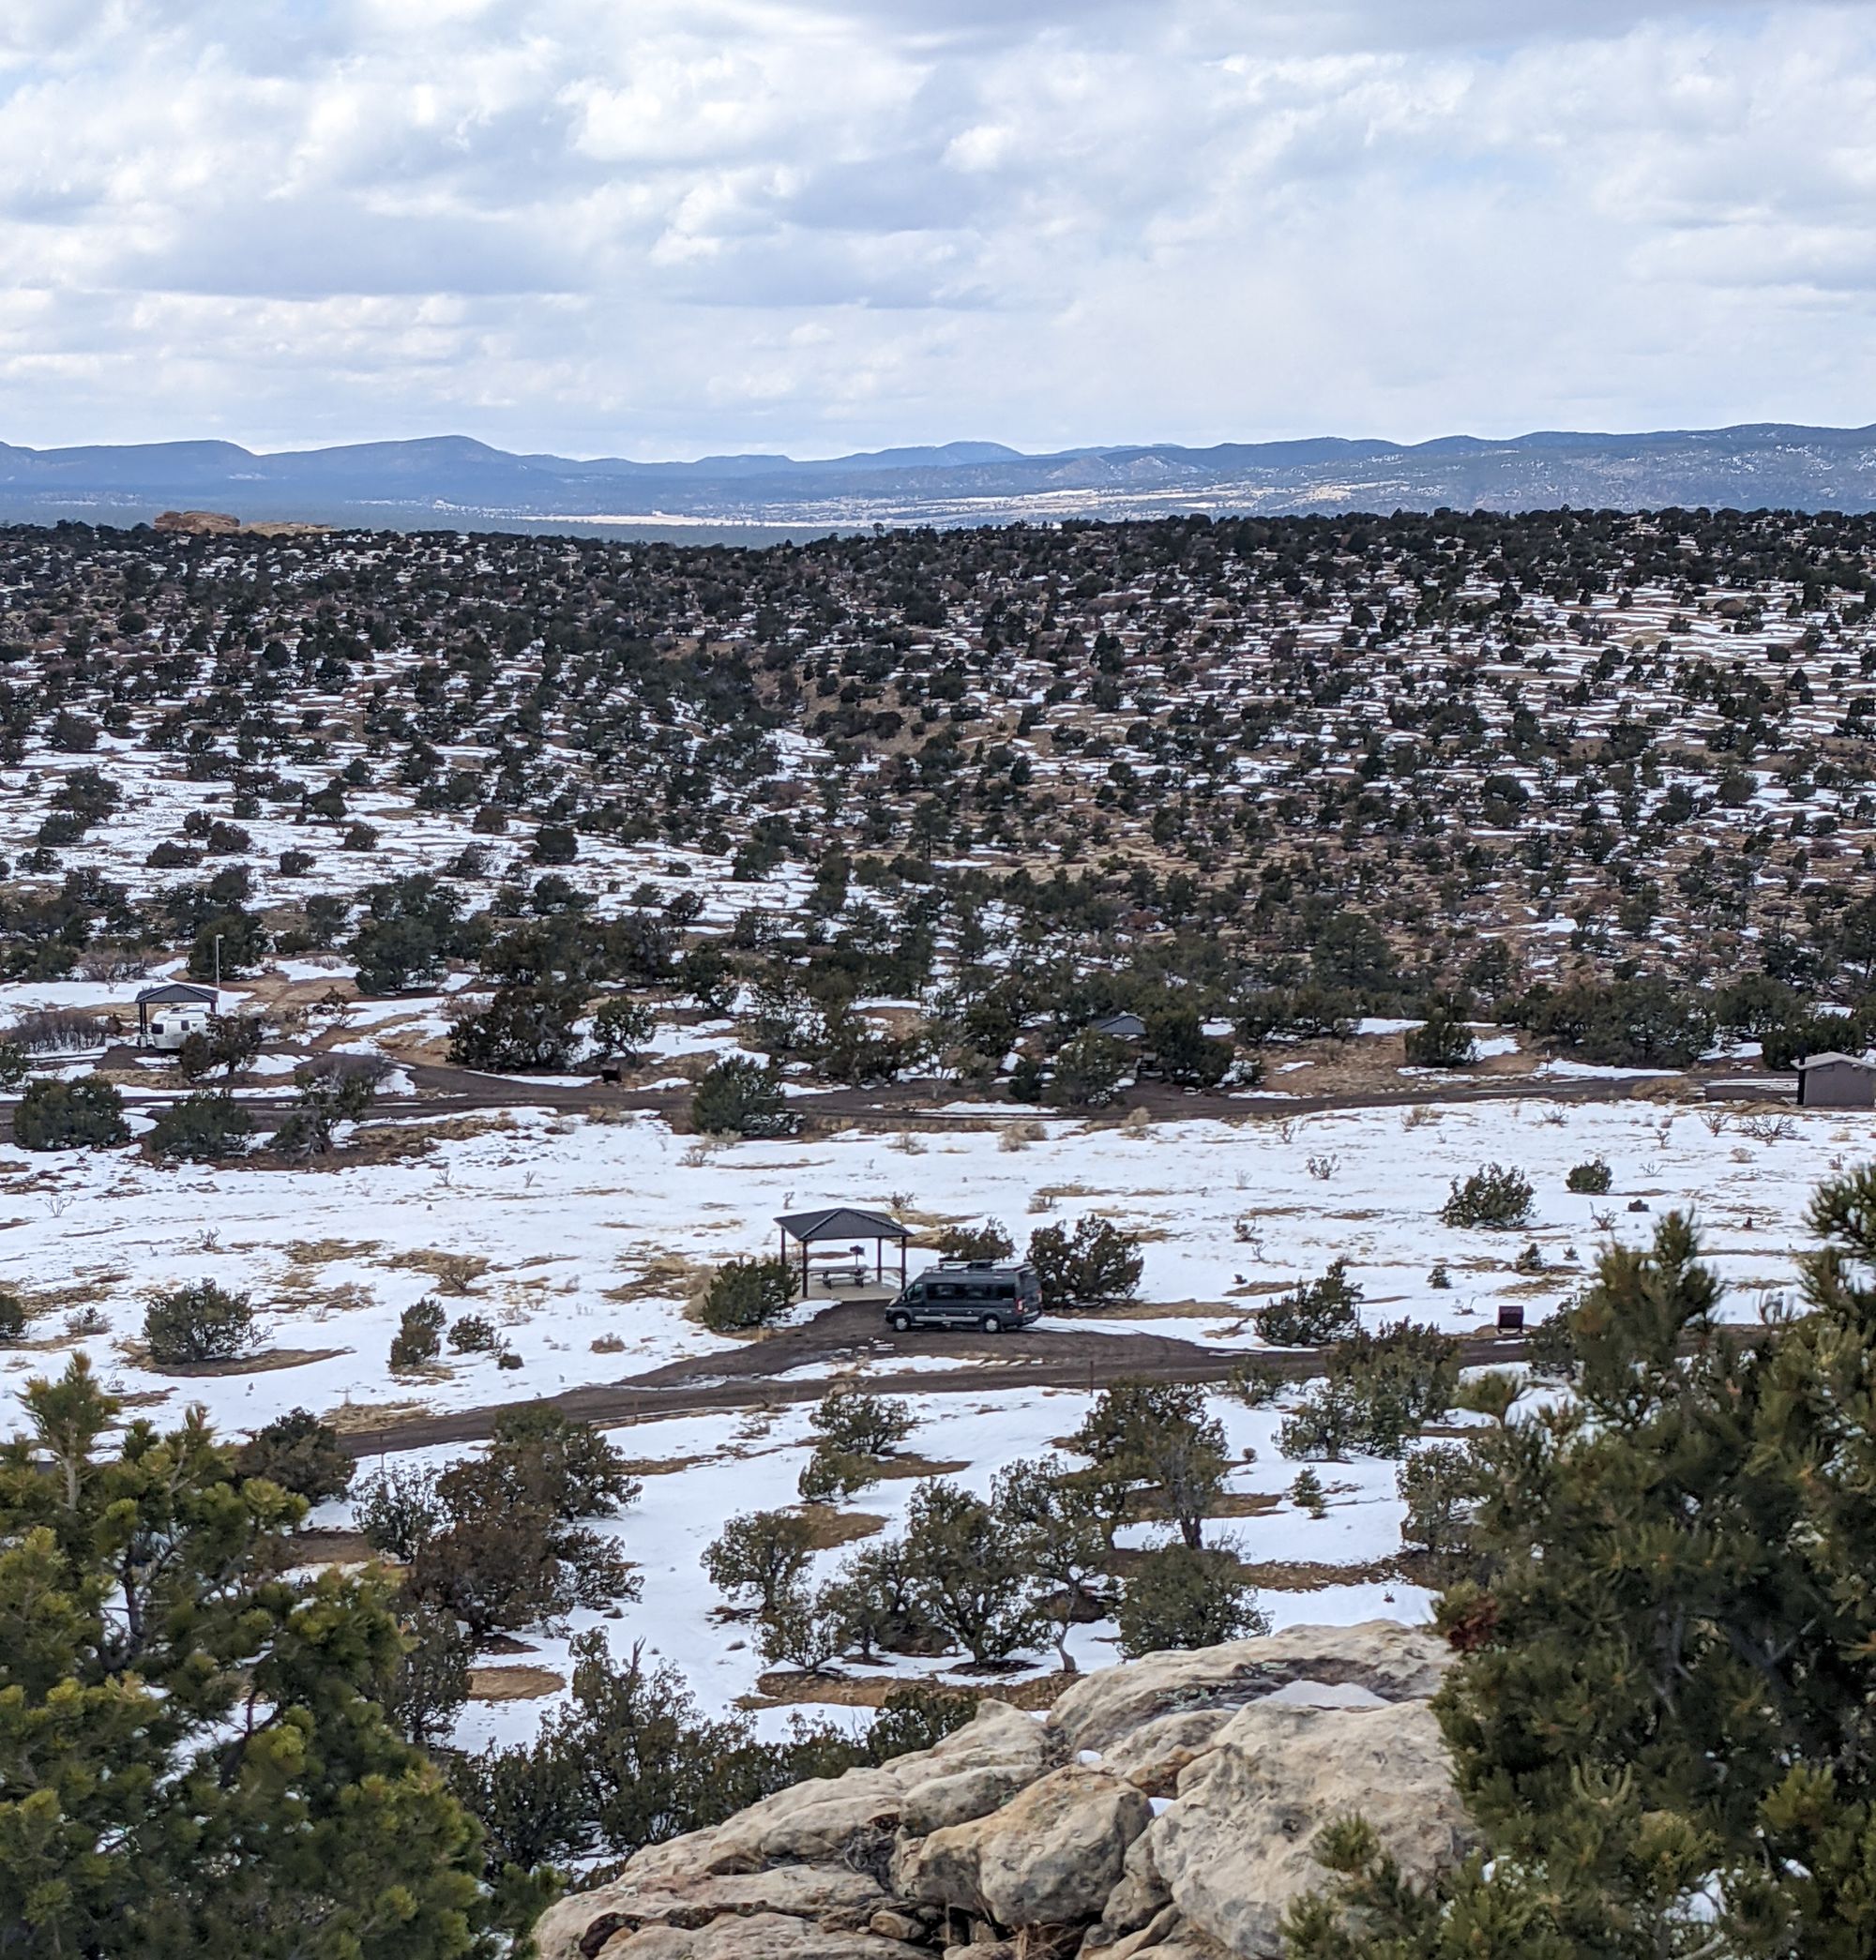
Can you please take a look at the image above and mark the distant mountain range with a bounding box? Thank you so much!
[6,423,1876,534]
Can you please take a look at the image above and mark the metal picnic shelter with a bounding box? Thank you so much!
[775,1205,911,1293]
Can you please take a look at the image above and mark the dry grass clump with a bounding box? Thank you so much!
[284,1237,383,1270]
[605,1252,712,1304]
[386,1249,492,1294]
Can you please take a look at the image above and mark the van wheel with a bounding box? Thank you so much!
[980,1314,1003,1334]
[890,1313,912,1334]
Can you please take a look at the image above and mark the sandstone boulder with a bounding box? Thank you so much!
[535,1866,891,1960]
[1095,1707,1237,1797]
[1047,1621,1454,1759]
[703,1699,1058,1873]
[591,1912,928,1959]
[1089,1827,1172,1943]
[894,1763,1152,1930]
[1148,1699,1475,1957]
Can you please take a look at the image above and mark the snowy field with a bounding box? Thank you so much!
[1,1092,1851,1435]
[365,1383,1438,1746]
[7,1079,1862,1742]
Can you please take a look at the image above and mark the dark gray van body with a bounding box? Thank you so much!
[886,1260,1043,1334]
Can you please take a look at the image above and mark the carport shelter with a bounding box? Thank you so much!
[775,1206,911,1291]
[135,980,219,1045]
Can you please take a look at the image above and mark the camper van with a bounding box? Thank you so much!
[886,1260,1043,1335]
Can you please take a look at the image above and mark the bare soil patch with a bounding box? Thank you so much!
[796,1509,889,1551]
[469,1665,566,1702]
[866,1455,969,1483]
[1233,1557,1402,1591]
[743,1669,1074,1713]
[148,1345,349,1379]
[290,1529,385,1567]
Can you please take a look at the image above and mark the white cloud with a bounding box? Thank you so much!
[0,0,1873,456]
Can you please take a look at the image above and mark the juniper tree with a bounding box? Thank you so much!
[1287,1181,1876,1959]
[1069,1379,1231,1548]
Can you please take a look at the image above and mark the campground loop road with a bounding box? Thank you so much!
[54,1048,1796,1129]
[31,1048,1779,1463]
[337,1297,1536,1459]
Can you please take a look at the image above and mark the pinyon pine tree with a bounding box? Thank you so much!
[1285,1171,1876,1960]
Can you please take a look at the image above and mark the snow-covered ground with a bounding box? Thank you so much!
[6,1084,1859,1745]
[413,1382,1436,1747]
[0,1093,1843,1435]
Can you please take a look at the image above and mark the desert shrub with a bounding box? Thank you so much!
[470,1407,643,1521]
[146,1091,251,1161]
[690,1056,798,1138]
[1281,1319,1461,1459]
[271,1065,375,1159]
[1566,1157,1613,1195]
[863,1683,979,1760]
[699,1255,796,1333]
[1277,1376,1367,1461]
[8,1007,109,1055]
[405,1508,628,1641]
[1290,1468,1327,1516]
[235,1408,354,1506]
[0,1041,25,1091]
[49,708,98,751]
[1397,1440,1486,1567]
[389,1295,446,1371]
[591,993,658,1061]
[1403,1010,1478,1068]
[532,823,578,864]
[808,1382,916,1458]
[1523,1298,1586,1383]
[1228,1358,1284,1408]
[1256,1259,1364,1346]
[755,1583,844,1673]
[447,985,584,1073]
[934,1218,1014,1263]
[1046,1030,1132,1108]
[203,820,250,855]
[1441,1162,1536,1229]
[703,1508,818,1616]
[1116,1542,1268,1657]
[144,1279,255,1365]
[0,1290,26,1343]
[355,1462,446,1560]
[446,1314,499,1354]
[1027,1215,1143,1310]
[175,1012,265,1083]
[13,1081,126,1152]
[278,847,317,877]
[820,1538,933,1662]
[382,1605,473,1751]
[1146,1007,1234,1089]
[796,1446,876,1504]
[1520,974,1717,1068]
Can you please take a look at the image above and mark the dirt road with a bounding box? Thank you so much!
[337,1295,1533,1458]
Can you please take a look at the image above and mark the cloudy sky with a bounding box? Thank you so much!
[2,0,1873,458]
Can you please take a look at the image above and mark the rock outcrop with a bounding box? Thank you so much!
[540,1621,1472,1960]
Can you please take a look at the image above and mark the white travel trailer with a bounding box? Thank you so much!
[136,981,219,1052]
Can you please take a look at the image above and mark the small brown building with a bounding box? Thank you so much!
[1796,1052,1876,1108]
